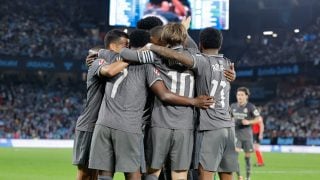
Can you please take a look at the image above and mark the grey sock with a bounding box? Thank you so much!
[245,157,251,179]
[98,175,113,180]
[145,174,158,180]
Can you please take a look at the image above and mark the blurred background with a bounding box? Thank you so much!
[1,1,320,179]
[0,0,319,147]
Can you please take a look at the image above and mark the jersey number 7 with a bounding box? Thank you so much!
[111,69,128,98]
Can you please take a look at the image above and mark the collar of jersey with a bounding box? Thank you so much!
[171,45,184,50]
[203,53,224,58]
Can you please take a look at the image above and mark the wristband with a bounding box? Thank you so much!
[146,43,153,50]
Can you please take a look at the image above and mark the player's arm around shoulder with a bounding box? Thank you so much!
[148,43,195,68]
[96,57,129,78]
[120,47,158,64]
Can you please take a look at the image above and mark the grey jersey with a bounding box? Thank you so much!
[75,59,107,132]
[192,54,234,130]
[230,102,260,140]
[96,59,162,134]
[120,46,195,129]
[151,46,195,129]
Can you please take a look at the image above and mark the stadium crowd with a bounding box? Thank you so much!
[262,85,320,139]
[0,0,102,60]
[1,75,319,140]
[0,75,85,139]
[238,17,320,67]
[1,1,320,68]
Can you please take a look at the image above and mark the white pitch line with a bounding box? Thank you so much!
[253,170,320,174]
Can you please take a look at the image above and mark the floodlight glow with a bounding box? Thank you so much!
[263,31,273,35]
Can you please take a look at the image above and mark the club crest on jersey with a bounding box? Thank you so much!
[243,108,248,113]
[98,59,105,65]
[253,109,260,116]
[211,64,224,71]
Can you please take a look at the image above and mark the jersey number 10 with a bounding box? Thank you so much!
[168,71,194,98]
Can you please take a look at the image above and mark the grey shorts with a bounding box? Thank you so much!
[148,127,194,171]
[88,125,146,173]
[72,130,93,166]
[236,138,254,153]
[194,127,238,172]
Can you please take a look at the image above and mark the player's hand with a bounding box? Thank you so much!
[242,119,251,125]
[224,63,236,82]
[86,53,98,67]
[259,134,263,140]
[181,16,191,30]
[193,95,214,109]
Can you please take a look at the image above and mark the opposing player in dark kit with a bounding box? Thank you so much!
[230,87,262,180]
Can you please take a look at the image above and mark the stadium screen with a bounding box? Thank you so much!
[108,0,229,30]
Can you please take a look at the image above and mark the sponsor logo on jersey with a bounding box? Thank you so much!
[244,108,248,113]
[153,68,160,76]
[253,109,260,116]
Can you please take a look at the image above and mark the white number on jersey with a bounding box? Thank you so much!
[167,70,194,98]
[111,68,128,98]
[209,80,227,108]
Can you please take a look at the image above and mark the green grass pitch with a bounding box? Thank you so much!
[0,148,319,180]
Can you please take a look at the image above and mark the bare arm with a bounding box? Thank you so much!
[99,61,129,78]
[150,81,214,109]
[181,17,198,49]
[259,117,264,139]
[242,116,262,125]
[149,44,194,68]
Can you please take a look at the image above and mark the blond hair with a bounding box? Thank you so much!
[161,23,187,47]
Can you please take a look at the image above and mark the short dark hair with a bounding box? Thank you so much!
[237,87,250,96]
[137,16,163,30]
[149,0,163,5]
[199,27,223,49]
[129,29,150,48]
[104,29,129,49]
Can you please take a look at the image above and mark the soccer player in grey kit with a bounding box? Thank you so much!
[230,87,261,180]
[73,29,131,180]
[146,24,197,180]
[88,30,214,180]
[145,27,238,180]
[120,24,236,180]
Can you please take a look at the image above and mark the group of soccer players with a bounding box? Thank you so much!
[72,16,264,180]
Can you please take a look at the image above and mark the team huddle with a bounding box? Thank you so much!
[72,16,263,180]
